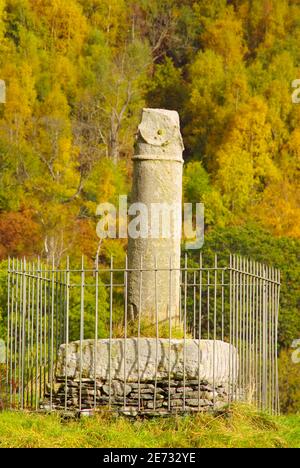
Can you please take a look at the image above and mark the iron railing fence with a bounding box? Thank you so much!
[2,254,281,415]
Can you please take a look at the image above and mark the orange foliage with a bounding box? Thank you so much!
[0,210,42,260]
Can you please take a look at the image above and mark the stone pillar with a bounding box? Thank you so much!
[128,108,184,324]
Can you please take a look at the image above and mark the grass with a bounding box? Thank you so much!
[0,405,299,448]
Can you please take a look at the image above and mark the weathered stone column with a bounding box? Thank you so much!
[128,108,184,324]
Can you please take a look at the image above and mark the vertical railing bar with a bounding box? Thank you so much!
[137,256,142,412]
[109,256,113,409]
[265,265,269,412]
[179,269,182,324]
[59,270,63,349]
[50,256,55,411]
[39,261,45,401]
[272,266,276,414]
[60,269,64,338]
[256,261,260,409]
[183,253,188,412]
[15,259,19,408]
[94,253,99,410]
[123,255,128,410]
[245,259,250,402]
[241,255,245,403]
[45,261,50,400]
[207,269,210,340]
[137,255,143,411]
[249,260,253,405]
[275,269,280,415]
[266,266,272,413]
[253,260,257,408]
[9,258,15,408]
[64,257,70,412]
[252,261,255,407]
[234,255,238,402]
[228,254,233,405]
[272,267,276,414]
[14,258,19,409]
[274,267,278,415]
[39,261,43,404]
[268,266,272,413]
[213,254,217,409]
[12,259,15,409]
[273,267,277,414]
[6,258,11,406]
[253,261,257,406]
[168,255,172,412]
[199,252,202,341]
[154,256,159,411]
[271,266,275,414]
[35,257,40,411]
[18,258,23,409]
[270,267,274,414]
[254,261,259,409]
[26,260,31,409]
[198,252,202,411]
[242,257,246,402]
[253,261,257,409]
[231,255,236,404]
[79,256,85,412]
[45,263,48,401]
[221,268,225,342]
[193,271,196,338]
[259,263,263,410]
[55,266,59,364]
[236,256,240,404]
[262,264,267,411]
[30,262,35,409]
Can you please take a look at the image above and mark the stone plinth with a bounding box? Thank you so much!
[56,338,238,384]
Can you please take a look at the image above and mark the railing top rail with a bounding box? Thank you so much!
[8,254,281,285]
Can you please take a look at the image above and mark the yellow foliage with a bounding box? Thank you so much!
[202,8,248,65]
[253,179,300,239]
[30,0,88,53]
[216,97,280,215]
[0,0,6,39]
[80,0,127,47]
[0,62,36,142]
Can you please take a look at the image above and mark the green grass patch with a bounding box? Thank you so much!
[0,405,299,448]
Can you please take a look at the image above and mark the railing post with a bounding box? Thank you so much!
[94,253,99,410]
[275,269,281,415]
[79,256,85,412]
[6,258,11,407]
[20,259,27,409]
[64,257,70,412]
[262,265,267,410]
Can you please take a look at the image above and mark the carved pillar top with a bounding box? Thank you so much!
[133,108,184,162]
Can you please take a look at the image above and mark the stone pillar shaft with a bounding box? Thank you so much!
[128,108,184,324]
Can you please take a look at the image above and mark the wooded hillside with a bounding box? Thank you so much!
[0,0,299,261]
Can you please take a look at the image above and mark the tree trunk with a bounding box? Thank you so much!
[109,116,119,165]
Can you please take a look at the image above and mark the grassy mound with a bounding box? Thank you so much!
[0,405,299,448]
